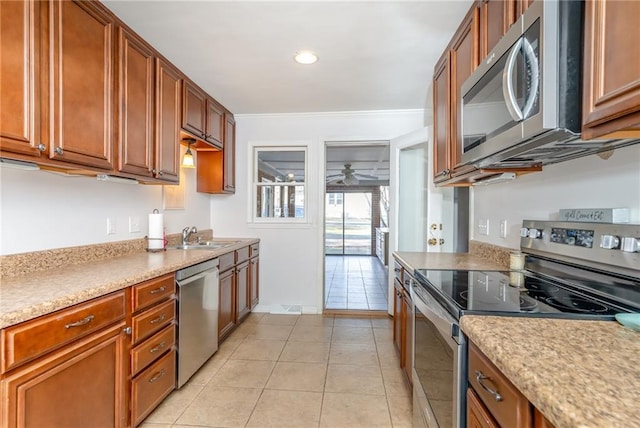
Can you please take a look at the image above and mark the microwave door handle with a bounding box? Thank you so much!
[502,38,524,122]
[521,38,539,118]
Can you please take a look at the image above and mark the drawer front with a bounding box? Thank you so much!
[131,324,176,376]
[393,260,403,285]
[236,246,250,264]
[132,274,175,313]
[132,349,176,426]
[132,299,176,345]
[468,343,531,428]
[1,291,126,373]
[250,243,259,257]
[218,251,235,272]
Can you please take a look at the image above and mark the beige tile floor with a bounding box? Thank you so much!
[140,313,412,428]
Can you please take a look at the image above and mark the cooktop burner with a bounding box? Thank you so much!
[544,296,609,313]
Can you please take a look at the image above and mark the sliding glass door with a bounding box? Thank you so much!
[325,192,372,255]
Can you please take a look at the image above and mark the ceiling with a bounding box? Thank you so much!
[102,0,472,115]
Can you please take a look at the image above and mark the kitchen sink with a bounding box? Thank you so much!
[168,240,242,250]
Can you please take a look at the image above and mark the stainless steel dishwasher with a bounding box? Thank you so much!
[175,258,219,388]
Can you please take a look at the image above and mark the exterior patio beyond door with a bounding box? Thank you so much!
[325,192,372,255]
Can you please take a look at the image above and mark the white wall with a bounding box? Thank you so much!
[210,110,425,313]
[0,147,211,255]
[471,144,640,249]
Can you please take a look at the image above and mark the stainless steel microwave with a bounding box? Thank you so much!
[461,0,586,168]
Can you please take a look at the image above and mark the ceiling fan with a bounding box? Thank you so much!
[326,163,377,185]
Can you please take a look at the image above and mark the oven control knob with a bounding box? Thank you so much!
[528,228,543,239]
[621,237,640,253]
[520,228,530,238]
[600,235,620,250]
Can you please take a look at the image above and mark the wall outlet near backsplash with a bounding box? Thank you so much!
[478,219,489,236]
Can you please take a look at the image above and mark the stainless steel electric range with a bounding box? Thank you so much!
[411,220,640,428]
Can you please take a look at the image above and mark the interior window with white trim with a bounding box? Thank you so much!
[254,147,306,221]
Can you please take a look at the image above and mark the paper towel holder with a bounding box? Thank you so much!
[146,209,167,252]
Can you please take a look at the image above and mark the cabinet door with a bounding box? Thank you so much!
[1,323,127,428]
[433,52,451,182]
[582,0,640,139]
[218,268,236,341]
[117,27,154,179]
[49,0,114,170]
[392,280,403,356]
[479,0,516,59]
[154,58,182,183]
[0,0,43,158]
[182,80,206,139]
[205,99,224,149]
[223,113,236,193]
[236,261,250,322]
[249,256,260,309]
[450,8,478,172]
[467,388,499,428]
[402,291,413,386]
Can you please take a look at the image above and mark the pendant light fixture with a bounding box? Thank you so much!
[182,138,196,168]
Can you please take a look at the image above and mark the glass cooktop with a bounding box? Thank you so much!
[412,268,636,319]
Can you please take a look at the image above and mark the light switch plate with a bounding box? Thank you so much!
[128,216,141,233]
[500,220,508,238]
[107,217,116,235]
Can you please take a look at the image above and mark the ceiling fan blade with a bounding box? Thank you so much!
[354,173,379,179]
[326,173,343,179]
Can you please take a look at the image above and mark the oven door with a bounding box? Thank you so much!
[412,280,466,428]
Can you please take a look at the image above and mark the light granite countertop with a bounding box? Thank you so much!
[0,238,258,329]
[393,251,508,272]
[461,315,640,428]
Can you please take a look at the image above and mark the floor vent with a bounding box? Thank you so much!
[270,304,302,315]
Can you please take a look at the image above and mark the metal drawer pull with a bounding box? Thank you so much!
[149,313,166,324]
[148,369,165,383]
[476,370,503,402]
[65,315,95,329]
[149,341,167,353]
[149,286,166,295]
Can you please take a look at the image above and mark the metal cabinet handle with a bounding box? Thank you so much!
[149,286,166,295]
[65,315,94,329]
[148,369,165,383]
[149,341,166,353]
[149,313,166,324]
[36,143,46,152]
[158,170,164,176]
[475,370,503,402]
[54,147,64,155]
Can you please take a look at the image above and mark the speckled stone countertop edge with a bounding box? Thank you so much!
[461,315,640,428]
[0,237,259,329]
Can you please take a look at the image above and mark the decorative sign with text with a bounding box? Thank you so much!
[559,208,629,224]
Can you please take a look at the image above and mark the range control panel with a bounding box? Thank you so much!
[520,220,640,277]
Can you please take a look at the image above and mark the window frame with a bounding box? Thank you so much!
[251,145,309,224]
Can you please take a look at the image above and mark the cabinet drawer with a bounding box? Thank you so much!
[132,274,175,312]
[131,324,176,376]
[219,251,235,272]
[131,299,176,345]
[250,243,259,257]
[1,291,126,373]
[236,246,250,264]
[132,349,176,426]
[393,260,403,285]
[468,343,531,428]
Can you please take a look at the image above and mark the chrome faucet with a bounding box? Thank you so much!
[182,226,198,245]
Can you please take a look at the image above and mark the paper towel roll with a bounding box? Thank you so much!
[148,211,164,250]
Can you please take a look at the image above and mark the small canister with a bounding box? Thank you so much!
[509,271,525,287]
[510,251,526,270]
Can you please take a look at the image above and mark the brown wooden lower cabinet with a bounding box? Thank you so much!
[468,341,555,428]
[392,258,413,387]
[1,322,128,428]
[236,261,250,322]
[218,266,236,341]
[131,349,176,427]
[249,256,259,309]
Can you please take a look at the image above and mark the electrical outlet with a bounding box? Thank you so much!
[500,219,508,238]
[107,217,116,235]
[128,216,141,233]
[478,219,489,236]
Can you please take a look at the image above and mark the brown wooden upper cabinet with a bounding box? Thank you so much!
[582,0,640,140]
[182,80,224,149]
[478,0,518,59]
[0,0,115,170]
[116,28,182,183]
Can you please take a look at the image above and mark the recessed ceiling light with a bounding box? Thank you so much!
[294,50,318,65]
